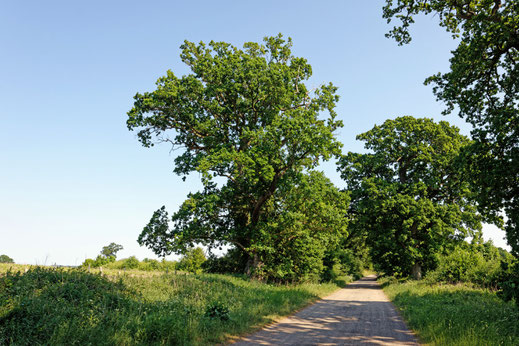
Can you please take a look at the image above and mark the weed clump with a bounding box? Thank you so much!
[204,301,230,321]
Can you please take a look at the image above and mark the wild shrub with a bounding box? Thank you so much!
[138,258,160,271]
[497,259,519,307]
[204,301,230,321]
[427,243,511,288]
[80,255,115,268]
[121,256,140,269]
[0,267,136,344]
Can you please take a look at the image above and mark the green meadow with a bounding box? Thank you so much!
[0,265,349,345]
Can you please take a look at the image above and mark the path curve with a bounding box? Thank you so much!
[233,275,418,345]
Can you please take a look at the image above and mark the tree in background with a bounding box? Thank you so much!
[130,34,343,276]
[338,117,482,279]
[81,243,124,268]
[178,247,206,274]
[0,255,14,263]
[101,243,123,259]
[383,0,519,256]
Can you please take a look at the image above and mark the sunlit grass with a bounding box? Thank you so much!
[381,279,519,346]
[0,266,349,345]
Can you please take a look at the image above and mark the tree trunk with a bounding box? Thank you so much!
[245,253,262,277]
[411,262,422,280]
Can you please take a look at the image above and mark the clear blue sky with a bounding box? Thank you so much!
[1,0,509,265]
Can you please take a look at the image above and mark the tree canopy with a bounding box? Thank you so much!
[338,116,482,278]
[0,255,14,264]
[383,0,519,255]
[129,34,344,277]
[100,243,123,259]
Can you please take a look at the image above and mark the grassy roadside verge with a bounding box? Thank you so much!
[1,266,350,345]
[380,278,519,345]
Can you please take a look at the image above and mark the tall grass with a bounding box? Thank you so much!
[381,279,519,345]
[0,266,348,345]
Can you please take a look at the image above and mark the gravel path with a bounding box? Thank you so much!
[233,275,418,345]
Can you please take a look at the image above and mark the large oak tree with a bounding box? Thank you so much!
[339,116,482,278]
[128,35,344,275]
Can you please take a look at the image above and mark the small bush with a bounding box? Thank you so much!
[204,301,230,321]
[138,258,160,271]
[322,262,344,282]
[122,256,140,269]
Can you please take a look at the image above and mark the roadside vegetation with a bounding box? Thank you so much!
[379,240,519,345]
[371,7,519,345]
[0,266,351,345]
[382,279,519,345]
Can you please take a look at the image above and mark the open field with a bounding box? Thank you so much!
[381,279,519,346]
[0,263,183,277]
[0,265,350,345]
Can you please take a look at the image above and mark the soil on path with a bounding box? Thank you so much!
[233,275,418,345]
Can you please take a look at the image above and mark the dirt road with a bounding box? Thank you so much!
[233,275,418,345]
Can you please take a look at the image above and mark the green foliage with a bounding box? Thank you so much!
[129,34,344,276]
[0,267,135,345]
[423,240,519,307]
[0,255,13,264]
[498,259,519,306]
[100,242,123,258]
[204,301,230,321]
[383,0,519,255]
[158,258,177,272]
[338,116,482,278]
[80,255,115,268]
[178,247,206,274]
[382,279,519,345]
[83,256,178,272]
[139,258,161,271]
[81,258,96,268]
[427,243,507,287]
[81,242,124,268]
[253,171,350,282]
[322,248,367,282]
[0,267,347,344]
[203,248,248,274]
[121,256,140,269]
